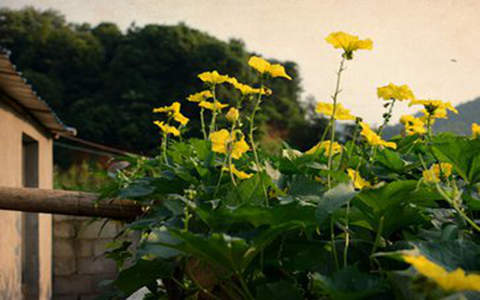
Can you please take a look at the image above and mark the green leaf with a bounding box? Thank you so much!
[195,203,317,230]
[312,267,385,300]
[113,258,174,296]
[224,171,274,206]
[354,180,441,236]
[316,183,357,225]
[375,148,405,172]
[432,135,480,183]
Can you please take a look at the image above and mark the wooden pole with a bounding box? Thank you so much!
[0,187,142,220]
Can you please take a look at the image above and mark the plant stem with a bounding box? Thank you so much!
[343,200,351,267]
[330,218,340,270]
[248,82,268,206]
[209,85,218,135]
[327,57,346,189]
[162,132,168,164]
[200,107,207,139]
[435,183,480,232]
[370,215,384,257]
[236,273,255,300]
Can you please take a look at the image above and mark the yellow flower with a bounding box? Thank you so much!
[377,83,415,101]
[472,123,480,139]
[153,121,180,136]
[248,56,292,80]
[316,102,355,121]
[305,141,342,156]
[403,255,480,292]
[225,107,239,123]
[187,90,213,102]
[400,115,426,135]
[360,122,397,149]
[209,129,250,159]
[347,168,371,190]
[209,129,231,154]
[153,101,181,115]
[231,137,250,159]
[198,70,230,85]
[173,112,189,126]
[223,164,253,180]
[198,100,229,111]
[227,77,269,96]
[409,99,458,119]
[423,163,452,183]
[325,31,373,59]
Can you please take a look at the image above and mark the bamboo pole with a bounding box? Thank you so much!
[0,187,142,220]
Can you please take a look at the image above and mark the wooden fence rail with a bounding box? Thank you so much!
[0,187,142,220]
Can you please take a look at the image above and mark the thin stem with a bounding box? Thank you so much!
[343,200,351,267]
[236,273,255,300]
[200,108,207,139]
[214,154,229,197]
[249,85,263,170]
[209,85,218,135]
[377,99,396,137]
[327,57,346,188]
[162,132,168,164]
[330,218,340,270]
[248,82,268,206]
[435,183,480,232]
[370,215,384,257]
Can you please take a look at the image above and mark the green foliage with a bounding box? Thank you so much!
[0,7,319,154]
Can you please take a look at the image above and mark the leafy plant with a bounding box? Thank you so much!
[99,31,480,299]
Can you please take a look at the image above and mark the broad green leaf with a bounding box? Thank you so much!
[354,181,441,236]
[432,135,480,183]
[312,267,385,300]
[195,203,317,230]
[316,183,357,225]
[113,258,174,296]
[375,148,405,172]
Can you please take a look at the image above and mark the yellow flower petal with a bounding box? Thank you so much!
[231,138,250,159]
[269,64,292,80]
[223,164,253,179]
[153,121,180,136]
[326,31,373,59]
[198,70,230,85]
[377,83,415,101]
[305,141,342,156]
[422,163,452,183]
[209,129,231,154]
[403,255,480,292]
[360,122,396,149]
[471,123,480,139]
[316,102,355,121]
[225,107,239,123]
[187,90,213,102]
[248,56,271,74]
[347,168,371,190]
[248,56,292,80]
[400,115,426,135]
[173,112,189,125]
[199,100,229,111]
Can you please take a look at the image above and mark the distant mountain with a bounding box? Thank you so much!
[383,96,480,138]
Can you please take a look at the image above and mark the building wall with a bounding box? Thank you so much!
[52,216,121,300]
[0,101,53,299]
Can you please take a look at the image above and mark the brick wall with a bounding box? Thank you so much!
[52,215,122,300]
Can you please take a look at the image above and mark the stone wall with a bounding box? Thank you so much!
[52,215,123,300]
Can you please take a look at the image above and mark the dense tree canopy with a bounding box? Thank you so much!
[0,7,327,154]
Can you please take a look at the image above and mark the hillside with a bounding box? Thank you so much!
[383,96,480,138]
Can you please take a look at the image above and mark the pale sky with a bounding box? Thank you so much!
[3,0,480,124]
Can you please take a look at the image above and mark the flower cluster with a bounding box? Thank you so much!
[423,162,452,183]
